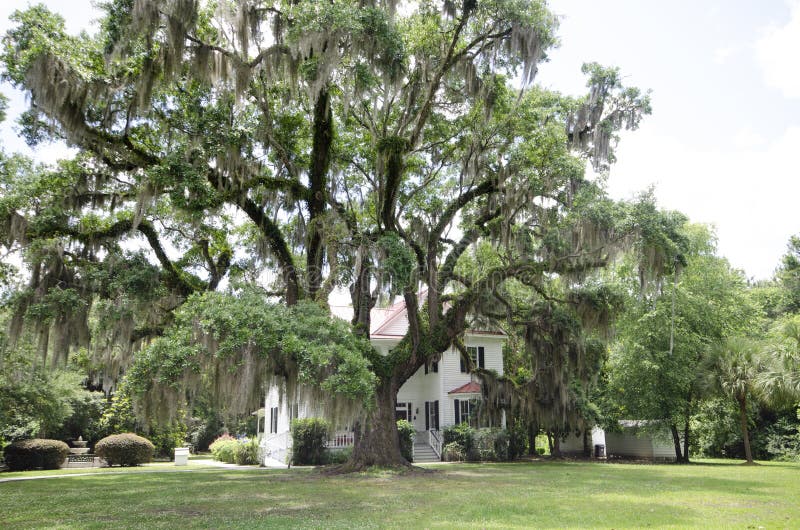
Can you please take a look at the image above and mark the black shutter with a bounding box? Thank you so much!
[433,361,438,373]
[425,402,430,431]
[424,363,428,375]
[435,401,440,430]
[460,355,466,373]
[454,399,460,424]
[479,347,485,369]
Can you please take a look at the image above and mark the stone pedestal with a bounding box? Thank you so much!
[174,447,190,466]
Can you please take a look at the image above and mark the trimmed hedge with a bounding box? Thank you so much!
[3,439,69,470]
[95,433,155,466]
[291,418,330,465]
[397,419,415,462]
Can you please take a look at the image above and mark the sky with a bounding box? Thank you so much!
[1,0,799,280]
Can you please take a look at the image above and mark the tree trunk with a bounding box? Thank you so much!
[307,88,332,301]
[681,415,691,464]
[345,378,408,470]
[527,422,538,456]
[582,429,591,458]
[670,423,684,462]
[552,432,562,457]
[738,396,754,464]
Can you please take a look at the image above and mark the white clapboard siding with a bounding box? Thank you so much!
[439,335,505,427]
[560,427,606,454]
[605,427,676,461]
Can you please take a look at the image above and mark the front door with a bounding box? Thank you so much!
[425,401,440,431]
[395,402,412,422]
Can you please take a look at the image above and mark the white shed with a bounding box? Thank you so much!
[604,421,676,462]
[560,426,606,456]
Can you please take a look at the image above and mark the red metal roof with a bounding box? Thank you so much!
[448,381,482,395]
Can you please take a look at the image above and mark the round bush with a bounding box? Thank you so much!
[95,433,155,466]
[3,439,69,471]
[209,434,238,463]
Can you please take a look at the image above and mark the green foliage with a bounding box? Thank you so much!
[475,428,510,461]
[97,383,186,458]
[233,437,260,465]
[443,423,479,461]
[506,420,528,460]
[187,415,225,453]
[290,418,330,466]
[604,223,755,461]
[441,425,512,461]
[95,433,154,466]
[127,290,378,421]
[777,235,800,314]
[209,434,238,464]
[325,447,353,465]
[0,0,659,468]
[396,419,415,462]
[0,345,96,443]
[763,417,800,461]
[3,438,69,471]
[442,442,464,462]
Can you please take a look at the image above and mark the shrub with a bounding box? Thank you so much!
[95,433,154,466]
[326,447,352,465]
[397,419,415,462]
[3,439,69,470]
[443,423,475,459]
[475,428,509,461]
[507,421,528,460]
[291,418,330,465]
[233,437,260,465]
[148,423,187,459]
[442,442,465,462]
[209,434,238,463]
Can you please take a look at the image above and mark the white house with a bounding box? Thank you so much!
[259,296,506,464]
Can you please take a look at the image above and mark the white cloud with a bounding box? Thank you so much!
[756,1,800,98]
[606,125,800,280]
[732,128,767,149]
[712,45,736,65]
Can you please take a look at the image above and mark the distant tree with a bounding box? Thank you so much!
[606,224,755,462]
[710,337,771,464]
[777,235,800,314]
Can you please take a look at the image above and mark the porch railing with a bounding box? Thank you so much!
[261,431,291,464]
[429,429,442,460]
[327,431,355,450]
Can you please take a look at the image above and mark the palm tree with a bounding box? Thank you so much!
[710,337,767,465]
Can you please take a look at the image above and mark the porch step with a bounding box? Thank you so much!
[413,442,441,463]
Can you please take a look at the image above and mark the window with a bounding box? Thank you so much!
[424,361,439,374]
[453,398,477,426]
[460,346,485,373]
[269,407,278,434]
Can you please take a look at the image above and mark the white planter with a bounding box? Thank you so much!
[174,447,190,466]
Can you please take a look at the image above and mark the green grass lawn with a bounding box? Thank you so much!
[1,459,798,528]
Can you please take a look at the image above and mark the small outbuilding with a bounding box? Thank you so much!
[559,427,606,457]
[604,420,676,462]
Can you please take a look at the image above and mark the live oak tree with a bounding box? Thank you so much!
[1,0,652,468]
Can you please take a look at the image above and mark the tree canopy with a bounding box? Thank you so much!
[0,0,666,468]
